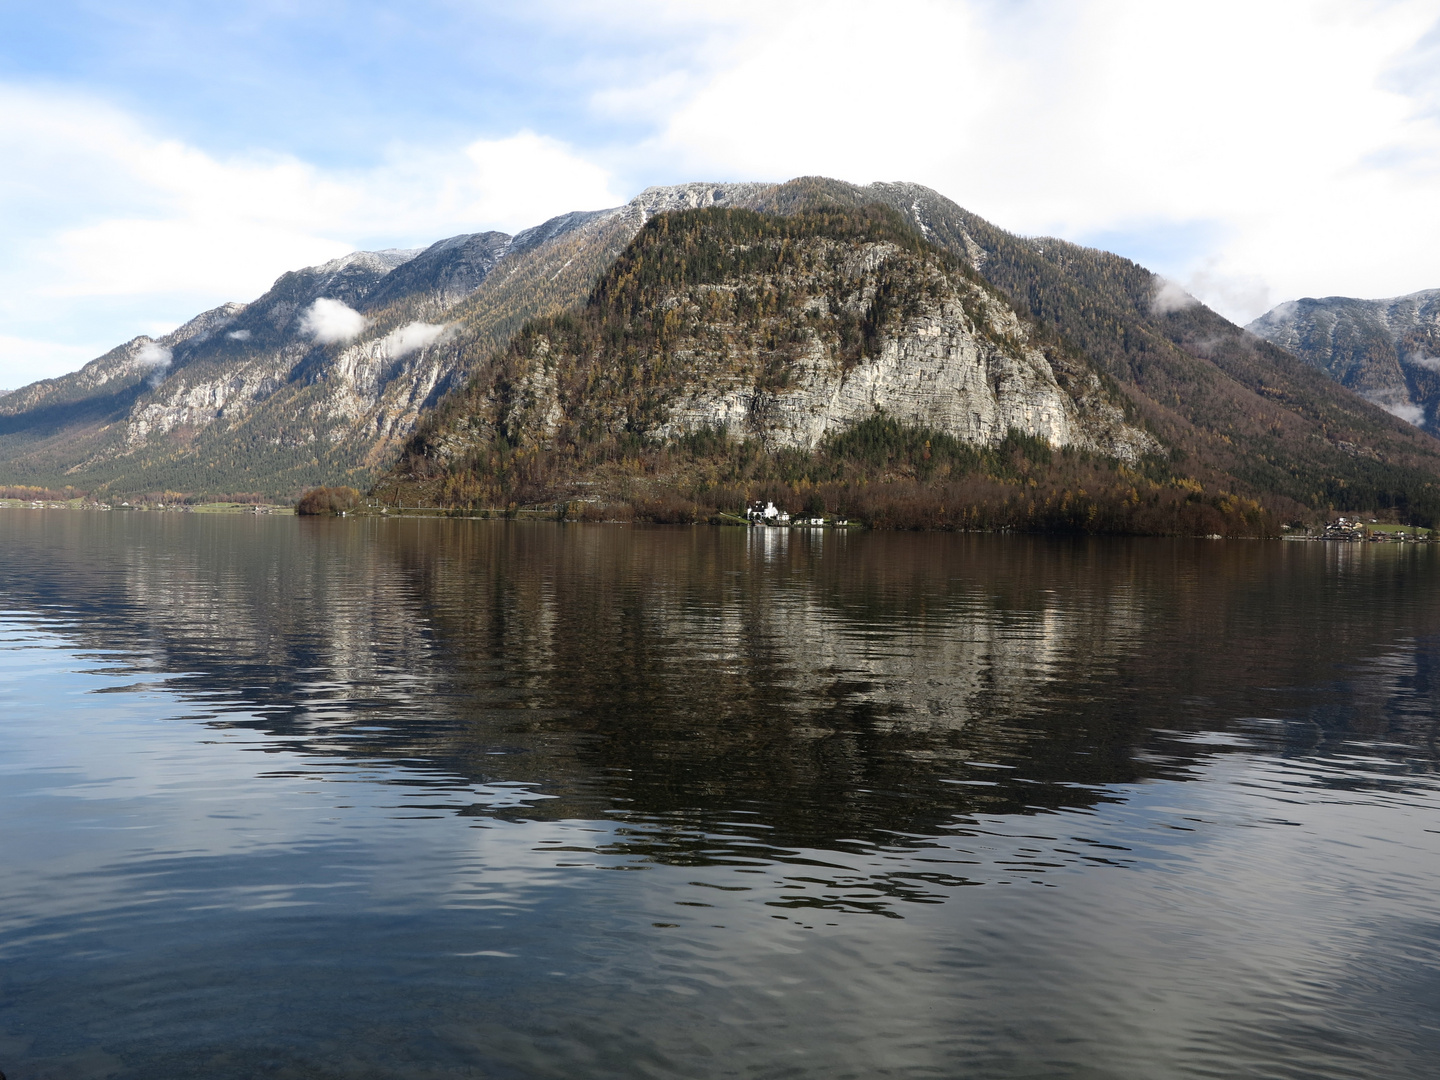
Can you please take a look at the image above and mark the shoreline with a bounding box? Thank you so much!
[4,501,1435,542]
[0,499,294,515]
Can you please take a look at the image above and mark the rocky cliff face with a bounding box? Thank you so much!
[400,206,1156,511]
[439,221,1150,471]
[1247,291,1440,430]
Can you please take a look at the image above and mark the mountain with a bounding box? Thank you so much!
[1247,291,1440,431]
[389,177,1440,529]
[0,183,768,497]
[6,174,1440,528]
[394,204,1181,527]
[744,179,1440,522]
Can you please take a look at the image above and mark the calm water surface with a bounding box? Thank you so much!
[0,512,1438,1079]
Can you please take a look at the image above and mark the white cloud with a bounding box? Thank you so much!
[0,88,359,302]
[135,341,173,387]
[1151,277,1198,316]
[1406,350,1440,372]
[135,342,172,367]
[1392,403,1427,426]
[379,321,450,358]
[0,88,622,387]
[4,0,1440,388]
[1366,393,1427,426]
[300,298,367,345]
[1182,263,1274,323]
[457,132,619,233]
[227,329,251,341]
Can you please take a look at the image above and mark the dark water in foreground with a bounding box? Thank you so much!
[1,513,1438,1079]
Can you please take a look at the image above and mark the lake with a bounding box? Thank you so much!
[1,511,1437,1079]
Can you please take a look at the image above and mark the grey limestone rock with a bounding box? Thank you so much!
[462,233,1155,468]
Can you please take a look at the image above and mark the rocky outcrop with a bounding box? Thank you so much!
[645,255,1144,459]
[425,211,1155,476]
[1247,291,1440,430]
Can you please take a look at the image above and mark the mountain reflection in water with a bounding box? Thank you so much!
[0,512,1437,1079]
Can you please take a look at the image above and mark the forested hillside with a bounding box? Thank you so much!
[384,178,1440,531]
[383,207,1250,534]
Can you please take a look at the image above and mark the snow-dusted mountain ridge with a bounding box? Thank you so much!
[0,182,770,494]
[1248,290,1440,431]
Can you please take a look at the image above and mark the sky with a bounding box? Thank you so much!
[2,0,1438,389]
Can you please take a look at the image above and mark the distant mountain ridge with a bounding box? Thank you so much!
[1247,291,1440,431]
